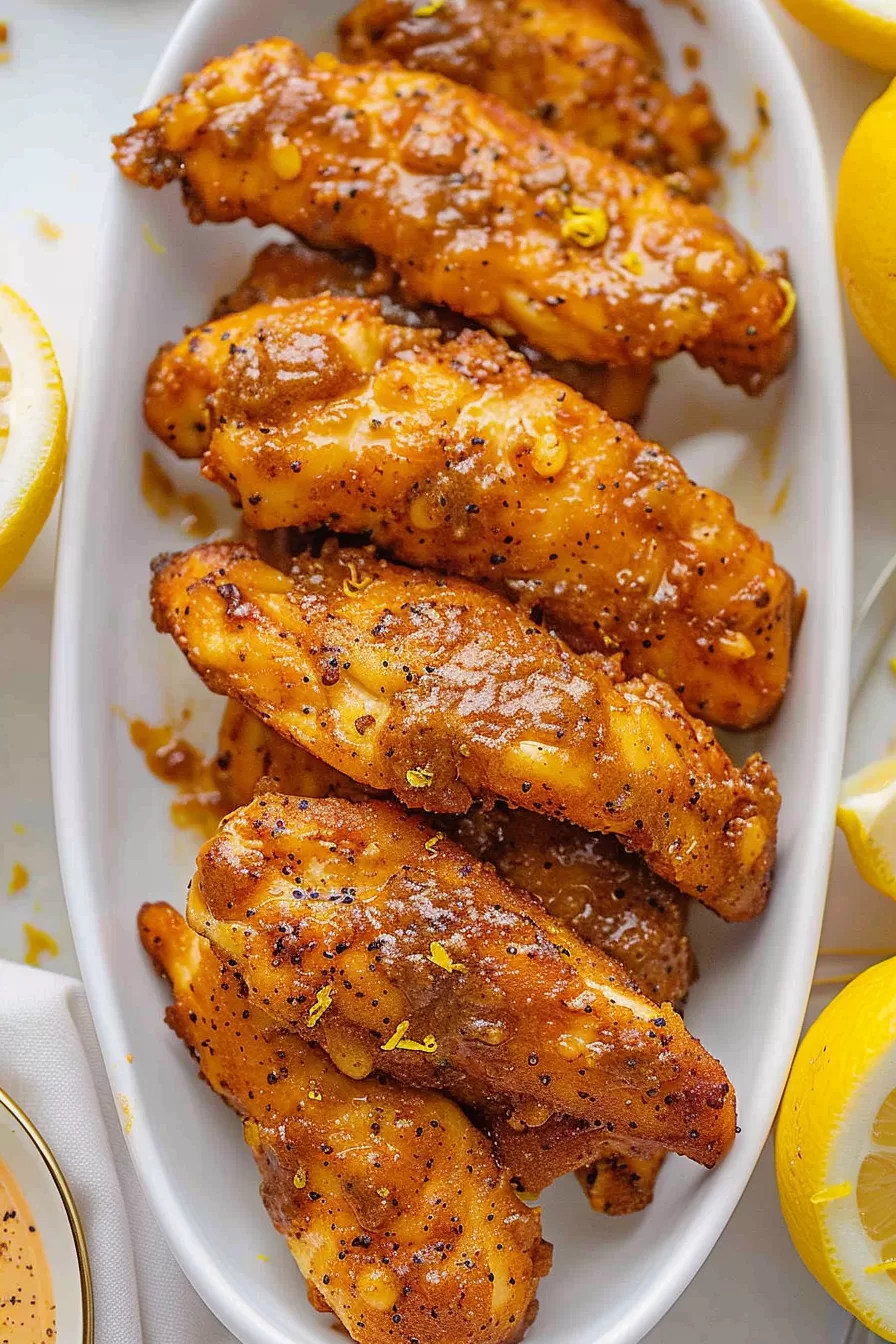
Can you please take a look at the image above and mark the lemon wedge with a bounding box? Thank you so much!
[776,956,896,1341]
[776,0,896,71]
[837,756,896,900]
[0,286,67,589]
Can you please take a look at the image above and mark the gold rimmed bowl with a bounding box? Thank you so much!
[0,1086,93,1343]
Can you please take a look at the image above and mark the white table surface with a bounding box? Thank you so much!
[1,2,894,1339]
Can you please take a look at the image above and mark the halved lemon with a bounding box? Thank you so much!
[776,0,896,71]
[776,956,896,1340]
[0,286,67,589]
[837,79,896,379]
[838,756,896,900]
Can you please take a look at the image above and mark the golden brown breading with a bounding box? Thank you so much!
[148,295,795,728]
[482,1107,664,1203]
[150,541,779,917]
[185,793,735,1167]
[213,239,656,422]
[139,901,549,1343]
[143,291,439,460]
[113,38,794,391]
[338,0,724,198]
[214,699,693,1004]
[215,696,377,807]
[449,807,694,1005]
[577,1149,664,1215]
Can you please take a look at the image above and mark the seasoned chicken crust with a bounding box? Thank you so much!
[113,38,794,390]
[147,294,795,728]
[150,541,779,917]
[214,699,694,1006]
[139,901,549,1343]
[339,0,724,198]
[213,239,657,422]
[185,793,735,1166]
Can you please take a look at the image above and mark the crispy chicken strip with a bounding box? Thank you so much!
[213,239,656,422]
[214,699,689,1213]
[186,793,735,1167]
[483,1107,660,1193]
[150,541,779,917]
[113,38,794,390]
[147,295,794,728]
[214,699,694,1004]
[139,901,549,1343]
[339,0,724,199]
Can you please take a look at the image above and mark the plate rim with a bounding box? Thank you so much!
[49,2,854,1341]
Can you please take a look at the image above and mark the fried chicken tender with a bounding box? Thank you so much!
[339,0,724,199]
[113,38,794,390]
[185,793,735,1167]
[148,295,794,727]
[214,699,694,1004]
[150,541,778,917]
[213,240,656,422]
[213,698,689,1212]
[139,901,549,1343]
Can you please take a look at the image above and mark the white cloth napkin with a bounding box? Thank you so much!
[0,960,237,1344]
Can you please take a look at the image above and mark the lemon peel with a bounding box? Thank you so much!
[0,286,67,588]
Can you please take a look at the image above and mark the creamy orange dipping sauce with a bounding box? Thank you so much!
[0,1157,55,1342]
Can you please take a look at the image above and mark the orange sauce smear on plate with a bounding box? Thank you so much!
[731,88,770,167]
[126,713,224,838]
[0,1156,56,1342]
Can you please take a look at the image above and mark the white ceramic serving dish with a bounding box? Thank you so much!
[51,2,851,1341]
[0,1089,93,1344]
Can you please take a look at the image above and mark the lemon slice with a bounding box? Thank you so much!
[776,0,896,71]
[776,956,896,1340]
[0,286,67,589]
[837,756,896,900]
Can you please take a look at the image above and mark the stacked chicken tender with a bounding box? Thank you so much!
[117,4,798,1341]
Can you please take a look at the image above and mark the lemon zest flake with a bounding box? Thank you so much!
[775,278,797,331]
[307,984,334,1028]
[308,1088,323,1101]
[382,1021,410,1051]
[414,0,444,13]
[293,1168,307,1189]
[424,835,441,852]
[142,222,167,256]
[376,1186,390,1197]
[381,1021,438,1053]
[397,1033,438,1053]
[560,205,609,249]
[429,940,467,974]
[865,1257,896,1276]
[342,562,373,597]
[257,1253,270,1263]
[810,1180,851,1204]
[620,250,644,276]
[406,766,434,788]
